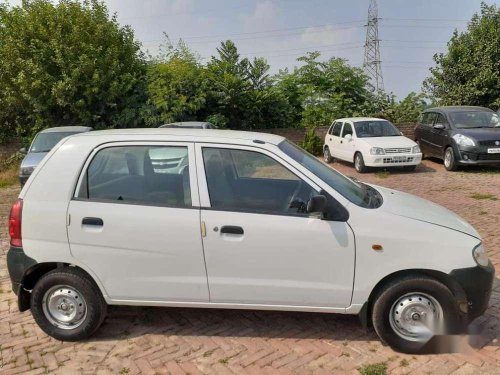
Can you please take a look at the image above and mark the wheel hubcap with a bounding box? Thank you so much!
[389,293,443,342]
[42,285,87,329]
[444,150,452,167]
[355,156,361,170]
[324,149,329,161]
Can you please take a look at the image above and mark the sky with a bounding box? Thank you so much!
[5,0,499,98]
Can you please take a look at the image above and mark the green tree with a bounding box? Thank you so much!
[0,0,147,142]
[143,39,206,126]
[423,3,500,109]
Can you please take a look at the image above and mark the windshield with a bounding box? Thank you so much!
[354,120,401,137]
[278,140,381,208]
[30,132,77,153]
[449,111,500,129]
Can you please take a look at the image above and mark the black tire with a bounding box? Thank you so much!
[354,152,367,173]
[323,146,333,163]
[402,165,417,172]
[371,275,461,354]
[443,147,458,171]
[31,267,107,341]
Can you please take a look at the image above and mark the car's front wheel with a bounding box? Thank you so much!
[372,275,461,354]
[443,147,458,171]
[31,267,107,341]
[354,152,367,173]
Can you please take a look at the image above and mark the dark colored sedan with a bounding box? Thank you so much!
[414,106,500,171]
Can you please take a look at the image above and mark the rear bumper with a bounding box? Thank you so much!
[450,261,495,322]
[7,246,37,296]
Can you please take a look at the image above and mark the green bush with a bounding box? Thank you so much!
[359,362,387,375]
[299,128,323,156]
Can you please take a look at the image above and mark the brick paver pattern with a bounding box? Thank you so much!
[0,159,498,374]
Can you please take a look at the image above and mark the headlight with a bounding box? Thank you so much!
[21,167,34,176]
[412,145,421,153]
[370,147,385,155]
[473,243,489,267]
[452,134,475,147]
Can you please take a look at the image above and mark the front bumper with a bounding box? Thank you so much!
[364,153,422,167]
[449,261,495,322]
[456,145,500,166]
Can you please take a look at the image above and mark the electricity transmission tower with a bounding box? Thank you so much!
[363,0,384,92]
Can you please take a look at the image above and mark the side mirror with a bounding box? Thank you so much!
[19,147,26,154]
[307,195,327,214]
[400,131,404,136]
[433,123,445,130]
[344,134,352,141]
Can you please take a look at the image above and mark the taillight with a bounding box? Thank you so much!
[9,199,23,247]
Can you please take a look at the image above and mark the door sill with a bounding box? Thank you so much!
[107,299,357,314]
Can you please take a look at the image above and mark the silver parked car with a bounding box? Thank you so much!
[19,126,92,186]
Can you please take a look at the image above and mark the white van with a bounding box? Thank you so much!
[7,129,493,353]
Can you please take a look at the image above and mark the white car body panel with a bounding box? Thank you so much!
[18,129,480,314]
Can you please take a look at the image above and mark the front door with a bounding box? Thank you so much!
[67,143,209,302]
[195,144,355,308]
[430,113,450,157]
[339,122,355,161]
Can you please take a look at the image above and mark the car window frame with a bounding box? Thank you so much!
[341,122,354,138]
[331,121,343,137]
[72,141,200,209]
[195,143,325,218]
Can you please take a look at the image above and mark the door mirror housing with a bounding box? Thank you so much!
[307,195,327,214]
[19,147,26,154]
[433,123,445,130]
[344,133,352,141]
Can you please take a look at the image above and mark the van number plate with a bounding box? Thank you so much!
[487,148,500,154]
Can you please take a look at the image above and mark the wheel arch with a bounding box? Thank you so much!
[19,262,106,312]
[358,268,467,328]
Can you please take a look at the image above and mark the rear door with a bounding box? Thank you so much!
[328,121,344,159]
[195,143,355,308]
[67,142,209,303]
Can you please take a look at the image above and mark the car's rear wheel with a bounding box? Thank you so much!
[323,147,333,163]
[31,267,107,341]
[354,152,367,173]
[443,147,458,171]
[372,275,461,354]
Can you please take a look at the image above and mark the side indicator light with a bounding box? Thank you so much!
[372,244,383,251]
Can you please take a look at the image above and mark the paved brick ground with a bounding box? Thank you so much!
[0,158,499,374]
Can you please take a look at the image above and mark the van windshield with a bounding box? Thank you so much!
[30,132,77,153]
[278,140,382,208]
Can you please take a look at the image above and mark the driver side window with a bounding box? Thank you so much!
[202,147,319,216]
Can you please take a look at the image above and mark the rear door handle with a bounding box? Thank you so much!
[82,217,103,226]
[220,225,244,235]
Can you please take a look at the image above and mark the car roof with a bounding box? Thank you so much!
[423,106,494,114]
[335,117,388,122]
[74,128,285,145]
[40,126,93,133]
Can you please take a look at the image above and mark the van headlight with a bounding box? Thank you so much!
[370,147,385,155]
[472,243,489,267]
[453,134,475,147]
[412,145,421,153]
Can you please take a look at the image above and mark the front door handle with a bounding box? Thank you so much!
[82,217,103,226]
[220,225,244,235]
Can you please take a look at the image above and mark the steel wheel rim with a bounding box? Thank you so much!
[42,285,87,330]
[389,292,443,342]
[444,150,452,168]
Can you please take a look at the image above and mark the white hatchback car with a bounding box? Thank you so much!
[324,117,422,173]
[7,129,494,353]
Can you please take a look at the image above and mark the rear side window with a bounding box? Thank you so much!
[77,146,191,207]
[202,148,318,215]
[331,122,343,136]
